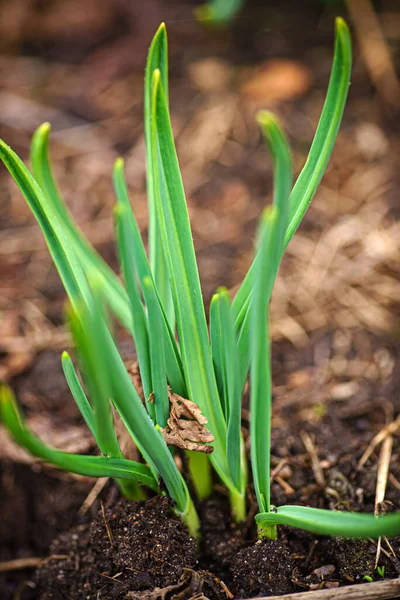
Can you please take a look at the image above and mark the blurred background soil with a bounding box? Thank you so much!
[0,0,399,596]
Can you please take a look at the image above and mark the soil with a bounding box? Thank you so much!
[1,0,400,598]
[35,496,197,600]
[2,330,400,599]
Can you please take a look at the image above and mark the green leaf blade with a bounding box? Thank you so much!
[113,159,186,398]
[232,18,352,327]
[250,208,276,514]
[114,200,153,405]
[61,351,95,439]
[0,385,158,490]
[74,288,189,515]
[0,139,90,312]
[30,123,132,330]
[256,506,400,539]
[236,308,251,394]
[145,23,174,328]
[214,288,242,490]
[143,275,170,428]
[151,70,231,488]
[285,18,352,246]
[68,297,122,459]
[209,293,226,414]
[236,112,293,392]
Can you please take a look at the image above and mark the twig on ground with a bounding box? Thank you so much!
[374,435,393,567]
[253,577,400,599]
[0,554,71,572]
[100,501,114,547]
[358,414,400,468]
[275,476,295,496]
[79,476,109,515]
[301,431,326,488]
[388,473,400,491]
[0,558,42,572]
[345,0,400,111]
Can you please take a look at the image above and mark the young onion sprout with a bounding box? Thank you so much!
[1,19,399,541]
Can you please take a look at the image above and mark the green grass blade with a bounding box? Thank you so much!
[145,23,174,328]
[30,123,132,329]
[256,506,400,539]
[61,351,95,438]
[232,18,351,326]
[143,276,169,427]
[68,299,122,459]
[250,208,276,514]
[151,69,231,489]
[0,385,158,490]
[0,139,90,311]
[113,159,186,398]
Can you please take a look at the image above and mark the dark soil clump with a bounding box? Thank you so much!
[231,539,295,597]
[36,496,197,600]
[199,495,244,576]
[330,538,375,582]
[0,461,90,600]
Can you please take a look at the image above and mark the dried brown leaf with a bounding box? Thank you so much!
[161,390,214,454]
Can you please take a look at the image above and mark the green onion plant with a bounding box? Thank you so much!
[1,18,399,541]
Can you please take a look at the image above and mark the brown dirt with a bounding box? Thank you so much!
[35,497,197,600]
[231,539,295,597]
[0,460,91,599]
[199,495,244,576]
[2,330,399,599]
